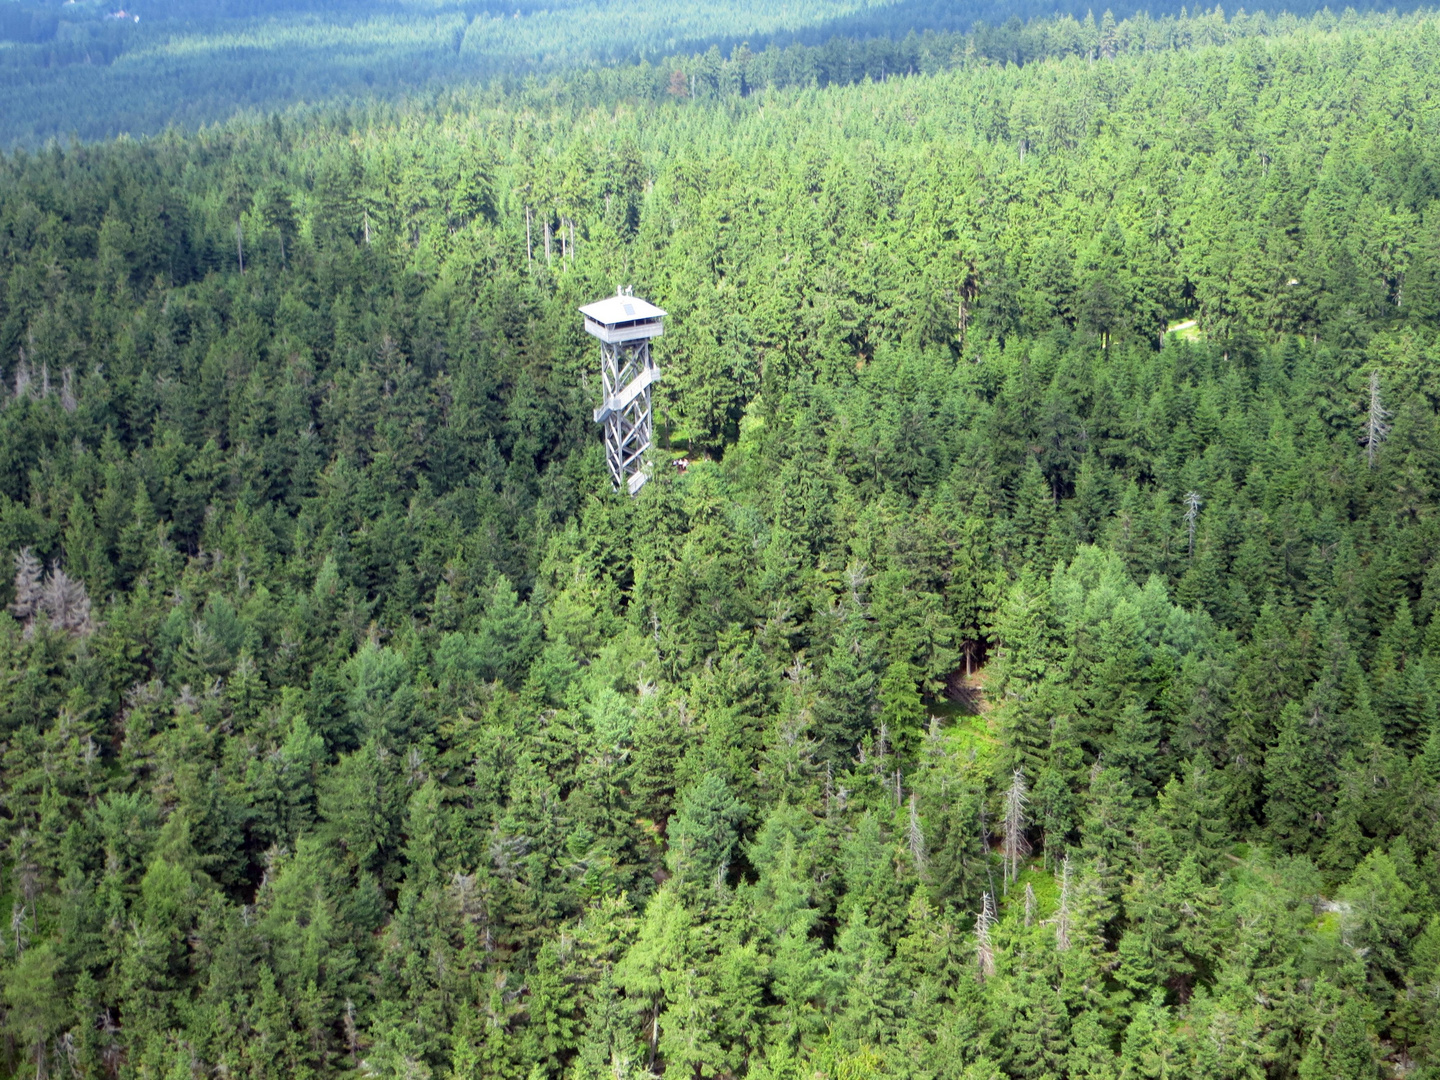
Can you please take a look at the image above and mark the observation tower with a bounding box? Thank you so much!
[581,289,665,494]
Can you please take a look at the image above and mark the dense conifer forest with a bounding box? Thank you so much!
[0,0,1433,146]
[4,2,1440,1079]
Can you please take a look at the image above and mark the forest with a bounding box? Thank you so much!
[0,0,885,146]
[3,2,1440,1079]
[0,0,1435,146]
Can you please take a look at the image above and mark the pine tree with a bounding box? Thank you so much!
[815,600,881,762]
[997,676,1070,782]
[1337,848,1419,987]
[666,773,746,901]
[1117,993,1179,1079]
[2,942,65,1079]
[990,571,1058,697]
[878,659,926,758]
[999,967,1070,1079]
[658,960,725,1078]
[472,574,541,688]
[1105,702,1161,798]
[1319,758,1368,874]
[1068,1009,1119,1080]
[1149,757,1228,876]
[1080,766,1138,902]
[832,906,897,1048]
[1264,702,1330,855]
[615,884,692,1071]
[714,937,768,1075]
[947,513,1004,676]
[1315,997,1382,1080]
[1012,455,1060,568]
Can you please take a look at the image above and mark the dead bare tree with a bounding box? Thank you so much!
[343,999,360,1066]
[907,792,928,876]
[1184,491,1201,556]
[41,567,93,636]
[13,351,31,400]
[9,548,42,620]
[976,891,997,980]
[60,368,77,413]
[1365,370,1391,468]
[10,552,94,638]
[1055,854,1072,952]
[1002,768,1031,892]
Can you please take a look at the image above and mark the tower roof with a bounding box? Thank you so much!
[579,294,666,327]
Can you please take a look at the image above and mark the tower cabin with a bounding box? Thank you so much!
[581,290,665,494]
[580,294,666,345]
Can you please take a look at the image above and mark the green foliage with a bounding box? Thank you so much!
[1,7,1440,1078]
[665,772,747,900]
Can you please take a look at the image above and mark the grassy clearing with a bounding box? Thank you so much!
[997,858,1063,923]
[934,706,999,778]
[1166,318,1203,342]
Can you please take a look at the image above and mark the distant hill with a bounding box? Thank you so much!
[3,0,1438,146]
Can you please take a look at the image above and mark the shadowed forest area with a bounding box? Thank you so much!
[3,3,1440,1080]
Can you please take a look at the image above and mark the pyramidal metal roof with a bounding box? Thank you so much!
[579,294,666,326]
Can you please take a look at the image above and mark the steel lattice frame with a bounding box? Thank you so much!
[599,337,657,494]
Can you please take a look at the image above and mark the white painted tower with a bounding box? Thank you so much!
[581,290,665,494]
